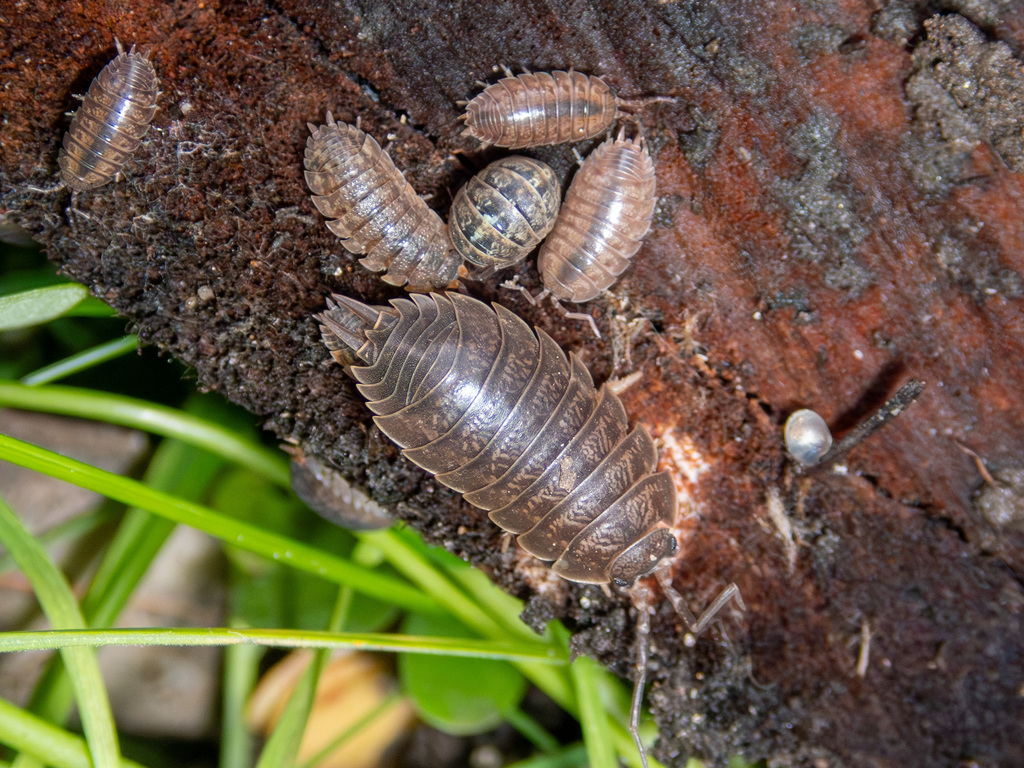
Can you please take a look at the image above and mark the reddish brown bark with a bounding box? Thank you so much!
[2,2,1023,765]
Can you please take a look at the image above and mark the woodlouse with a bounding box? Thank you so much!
[460,69,618,148]
[304,115,461,291]
[58,45,159,192]
[317,291,741,766]
[449,156,561,274]
[539,128,657,302]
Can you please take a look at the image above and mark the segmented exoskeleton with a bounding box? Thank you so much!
[460,69,618,148]
[539,128,657,302]
[449,156,561,275]
[318,290,677,582]
[58,45,159,191]
[304,115,461,291]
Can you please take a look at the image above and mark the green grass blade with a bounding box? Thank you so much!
[504,743,588,768]
[0,496,121,768]
[27,437,224,729]
[0,697,146,768]
[0,382,290,488]
[220,636,263,768]
[255,588,348,768]
[21,336,139,386]
[361,529,506,639]
[0,284,87,330]
[0,628,562,663]
[0,434,438,615]
[570,655,616,768]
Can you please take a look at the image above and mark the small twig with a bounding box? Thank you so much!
[817,379,926,465]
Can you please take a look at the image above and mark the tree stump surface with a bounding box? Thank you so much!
[2,2,1023,766]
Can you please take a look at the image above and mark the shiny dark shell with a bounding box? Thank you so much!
[461,70,617,148]
[539,131,656,302]
[304,116,461,291]
[317,291,677,584]
[58,47,159,192]
[449,156,561,272]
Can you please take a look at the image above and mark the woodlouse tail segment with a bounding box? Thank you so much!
[316,294,397,369]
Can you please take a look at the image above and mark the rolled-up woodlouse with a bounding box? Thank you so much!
[58,45,159,191]
[304,115,461,291]
[539,128,657,302]
[460,69,618,148]
[449,156,561,274]
[316,291,740,766]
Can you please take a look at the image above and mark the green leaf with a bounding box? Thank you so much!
[21,335,139,386]
[0,495,121,768]
[399,611,528,736]
[0,697,145,768]
[0,433,438,616]
[0,284,88,330]
[570,655,616,768]
[0,382,290,488]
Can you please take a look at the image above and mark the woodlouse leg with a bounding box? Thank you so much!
[549,295,601,339]
[498,277,548,308]
[24,180,68,195]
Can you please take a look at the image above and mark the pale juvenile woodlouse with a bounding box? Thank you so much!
[316,291,741,766]
[304,115,461,291]
[449,156,561,274]
[460,69,618,148]
[539,128,657,303]
[58,44,159,192]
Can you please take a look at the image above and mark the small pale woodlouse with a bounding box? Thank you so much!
[460,69,618,148]
[317,291,741,766]
[304,114,461,291]
[58,44,159,192]
[449,156,561,274]
[539,128,657,303]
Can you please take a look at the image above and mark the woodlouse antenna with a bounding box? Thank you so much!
[628,566,744,768]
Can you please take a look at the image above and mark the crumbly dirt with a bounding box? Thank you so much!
[2,2,1023,766]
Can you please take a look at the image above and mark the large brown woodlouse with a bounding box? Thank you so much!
[539,128,657,302]
[449,156,561,275]
[58,45,159,192]
[316,290,740,766]
[304,115,461,291]
[460,69,618,148]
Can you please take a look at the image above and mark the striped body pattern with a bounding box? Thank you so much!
[449,156,561,272]
[58,47,159,191]
[461,70,617,148]
[317,291,678,584]
[304,116,461,291]
[539,130,657,302]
